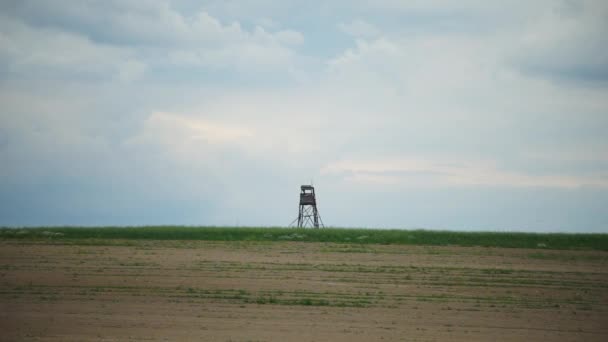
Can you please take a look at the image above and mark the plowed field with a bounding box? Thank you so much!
[1,239,607,341]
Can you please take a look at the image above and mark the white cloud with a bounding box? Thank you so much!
[168,38,296,71]
[164,15,304,72]
[334,0,608,83]
[128,111,254,148]
[321,157,608,189]
[338,20,380,39]
[126,96,334,163]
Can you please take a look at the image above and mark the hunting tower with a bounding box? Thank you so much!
[296,185,324,228]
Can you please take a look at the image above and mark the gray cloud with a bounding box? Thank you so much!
[511,1,608,83]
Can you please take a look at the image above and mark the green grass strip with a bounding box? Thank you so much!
[1,226,607,251]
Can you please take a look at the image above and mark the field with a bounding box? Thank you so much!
[1,227,608,341]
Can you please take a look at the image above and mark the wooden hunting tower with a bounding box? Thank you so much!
[296,185,323,228]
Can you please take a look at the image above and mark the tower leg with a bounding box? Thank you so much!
[297,205,303,228]
[294,204,322,228]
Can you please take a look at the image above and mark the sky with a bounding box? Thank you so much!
[0,0,607,232]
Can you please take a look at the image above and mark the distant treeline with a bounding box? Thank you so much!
[1,226,607,251]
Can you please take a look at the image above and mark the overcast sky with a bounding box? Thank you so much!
[1,1,607,231]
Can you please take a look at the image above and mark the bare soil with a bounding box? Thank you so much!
[1,239,607,341]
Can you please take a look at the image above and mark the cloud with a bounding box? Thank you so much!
[0,15,146,81]
[322,27,607,152]
[322,157,608,189]
[125,96,337,162]
[512,0,608,83]
[1,1,305,75]
[1,1,607,230]
[334,0,608,84]
[126,111,255,158]
[338,20,380,39]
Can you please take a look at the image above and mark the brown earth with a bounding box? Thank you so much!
[1,239,607,341]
